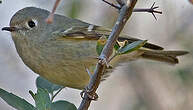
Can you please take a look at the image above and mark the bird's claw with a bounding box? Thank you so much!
[80,87,98,101]
[98,56,111,68]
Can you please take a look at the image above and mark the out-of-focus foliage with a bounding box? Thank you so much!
[189,0,193,4]
[0,77,77,110]
[177,67,193,84]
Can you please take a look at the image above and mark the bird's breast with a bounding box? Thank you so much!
[14,38,98,89]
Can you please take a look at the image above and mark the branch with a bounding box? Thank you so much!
[133,2,162,20]
[78,0,138,110]
[102,0,162,20]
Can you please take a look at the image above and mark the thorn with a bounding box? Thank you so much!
[152,12,157,20]
[152,6,159,9]
[151,2,156,9]
[84,65,93,78]
[149,2,162,20]
[133,2,162,20]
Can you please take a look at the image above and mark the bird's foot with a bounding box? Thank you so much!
[80,87,98,101]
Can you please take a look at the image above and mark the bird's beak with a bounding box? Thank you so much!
[2,27,17,32]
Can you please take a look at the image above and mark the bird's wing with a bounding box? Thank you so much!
[51,25,163,50]
[51,25,110,40]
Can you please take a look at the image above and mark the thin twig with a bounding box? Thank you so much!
[45,0,61,24]
[102,0,121,9]
[51,88,63,101]
[78,0,138,110]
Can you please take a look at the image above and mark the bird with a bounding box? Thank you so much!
[2,7,188,89]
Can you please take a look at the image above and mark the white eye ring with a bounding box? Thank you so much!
[26,19,38,29]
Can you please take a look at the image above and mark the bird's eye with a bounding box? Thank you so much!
[26,19,38,28]
[28,20,35,28]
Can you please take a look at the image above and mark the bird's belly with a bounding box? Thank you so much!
[41,59,96,89]
[28,40,98,89]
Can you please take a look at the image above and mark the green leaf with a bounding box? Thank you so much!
[0,88,36,110]
[36,76,63,94]
[51,101,77,110]
[117,40,147,55]
[34,88,51,110]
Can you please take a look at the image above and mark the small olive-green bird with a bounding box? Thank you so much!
[2,7,188,89]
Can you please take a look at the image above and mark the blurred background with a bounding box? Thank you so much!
[0,0,193,110]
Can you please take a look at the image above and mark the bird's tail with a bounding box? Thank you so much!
[140,50,189,64]
[104,49,188,80]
